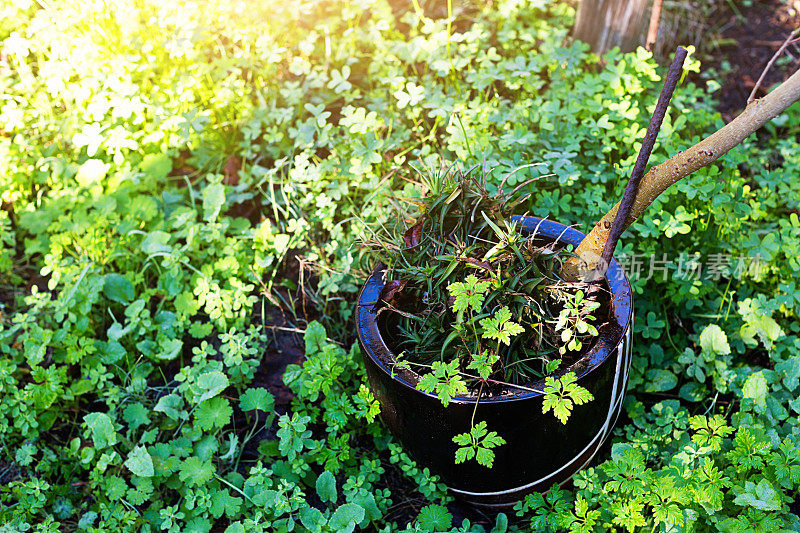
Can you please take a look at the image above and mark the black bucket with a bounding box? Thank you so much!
[356,216,633,507]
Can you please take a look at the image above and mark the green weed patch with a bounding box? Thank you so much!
[1,0,799,531]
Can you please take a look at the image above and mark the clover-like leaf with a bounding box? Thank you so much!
[124,445,154,478]
[179,457,214,487]
[103,273,135,304]
[304,321,327,355]
[195,397,233,431]
[202,182,225,222]
[240,388,275,412]
[733,479,781,511]
[193,371,229,404]
[316,470,337,504]
[83,412,117,449]
[329,503,365,533]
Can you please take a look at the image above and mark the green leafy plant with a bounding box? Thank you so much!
[417,360,468,408]
[552,290,601,355]
[480,306,526,347]
[1,0,799,529]
[541,372,595,424]
[371,165,601,381]
[452,421,507,468]
[365,164,603,466]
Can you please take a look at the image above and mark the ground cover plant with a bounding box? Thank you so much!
[1,0,800,531]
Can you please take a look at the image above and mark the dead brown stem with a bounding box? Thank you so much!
[748,26,800,104]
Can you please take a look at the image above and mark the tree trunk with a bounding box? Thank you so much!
[573,0,650,55]
[561,67,800,282]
